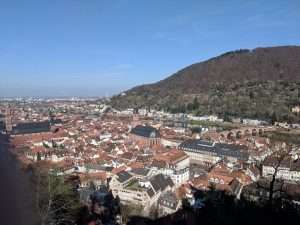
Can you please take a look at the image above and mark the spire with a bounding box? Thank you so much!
[5,106,12,133]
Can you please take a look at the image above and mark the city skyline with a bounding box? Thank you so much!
[1,0,300,97]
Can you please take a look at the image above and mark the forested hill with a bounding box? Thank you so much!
[111,46,300,122]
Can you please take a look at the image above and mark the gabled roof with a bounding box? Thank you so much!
[151,159,166,168]
[179,139,249,160]
[130,125,160,138]
[51,118,63,125]
[116,171,133,183]
[159,191,179,210]
[147,188,155,198]
[263,155,300,171]
[150,174,174,193]
[85,164,113,172]
[130,168,150,176]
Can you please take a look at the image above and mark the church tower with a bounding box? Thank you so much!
[5,106,12,133]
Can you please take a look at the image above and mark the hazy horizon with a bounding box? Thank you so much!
[1,0,300,97]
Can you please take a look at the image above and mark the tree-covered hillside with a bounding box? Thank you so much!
[111,46,300,122]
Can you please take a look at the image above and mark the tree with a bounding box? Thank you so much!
[37,152,42,161]
[271,112,278,125]
[192,97,199,110]
[182,198,191,210]
[149,204,159,219]
[31,165,80,225]
[120,204,143,224]
[263,143,293,207]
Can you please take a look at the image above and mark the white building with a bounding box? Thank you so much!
[151,149,190,186]
[178,140,249,167]
[262,155,300,182]
[110,171,174,215]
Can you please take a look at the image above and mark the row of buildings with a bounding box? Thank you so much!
[2,101,300,220]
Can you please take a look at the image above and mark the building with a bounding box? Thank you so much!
[292,106,300,114]
[178,140,249,166]
[242,118,268,126]
[129,168,152,179]
[11,121,51,136]
[5,108,12,132]
[110,171,174,214]
[0,121,5,133]
[130,125,161,146]
[151,149,190,186]
[80,185,121,225]
[262,155,300,182]
[242,178,300,203]
[158,191,181,217]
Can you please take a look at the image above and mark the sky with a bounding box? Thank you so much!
[0,0,300,97]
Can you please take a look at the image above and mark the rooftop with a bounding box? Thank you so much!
[130,125,160,138]
[12,121,51,135]
[116,171,133,183]
[179,139,249,160]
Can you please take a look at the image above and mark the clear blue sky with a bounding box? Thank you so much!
[0,0,299,97]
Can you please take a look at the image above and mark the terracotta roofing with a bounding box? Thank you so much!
[154,148,188,164]
[151,159,167,168]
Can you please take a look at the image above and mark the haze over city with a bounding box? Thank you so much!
[1,0,300,97]
[2,1,300,225]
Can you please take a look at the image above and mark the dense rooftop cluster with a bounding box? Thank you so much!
[1,99,300,224]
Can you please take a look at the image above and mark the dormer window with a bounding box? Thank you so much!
[150,131,156,138]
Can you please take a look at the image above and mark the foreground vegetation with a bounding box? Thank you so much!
[128,189,300,225]
[27,163,81,225]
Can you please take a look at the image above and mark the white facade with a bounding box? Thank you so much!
[152,156,190,186]
[262,165,300,182]
[161,138,181,148]
[183,149,220,166]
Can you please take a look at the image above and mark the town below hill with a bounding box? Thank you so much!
[1,97,300,225]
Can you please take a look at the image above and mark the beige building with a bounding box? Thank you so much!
[262,155,300,182]
[178,140,249,167]
[110,171,174,214]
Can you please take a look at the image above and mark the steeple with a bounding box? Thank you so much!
[5,106,12,133]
